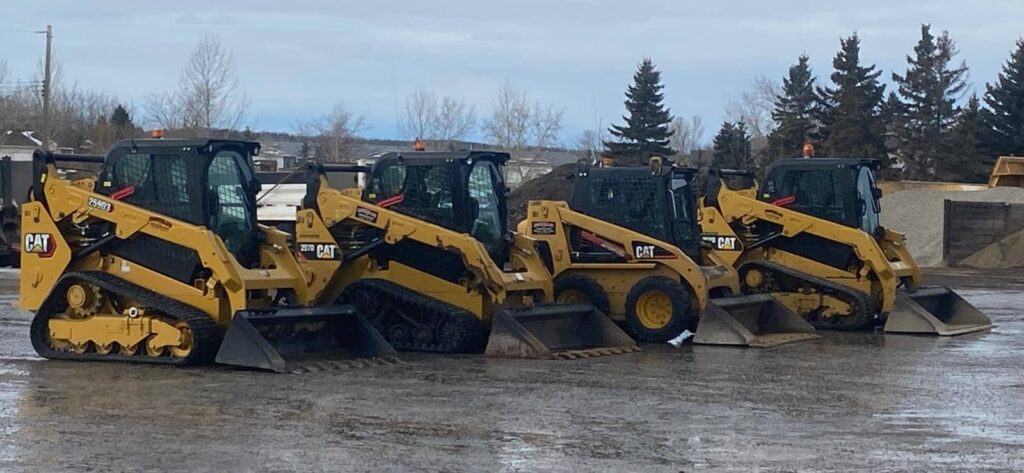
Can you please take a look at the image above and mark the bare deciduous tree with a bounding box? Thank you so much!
[402,89,439,141]
[576,127,606,163]
[485,81,531,151]
[668,116,706,155]
[484,81,565,186]
[725,75,779,139]
[298,102,366,163]
[146,33,249,135]
[434,95,476,150]
[529,102,564,150]
[0,60,10,88]
[402,89,476,150]
[144,91,187,131]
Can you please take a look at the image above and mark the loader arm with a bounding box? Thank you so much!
[300,174,552,305]
[23,162,313,321]
[704,185,902,314]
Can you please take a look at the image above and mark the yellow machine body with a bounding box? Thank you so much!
[20,142,396,373]
[517,200,817,347]
[700,175,991,335]
[296,153,639,358]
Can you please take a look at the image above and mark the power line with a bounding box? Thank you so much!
[0,29,46,34]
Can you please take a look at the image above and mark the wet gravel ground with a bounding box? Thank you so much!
[0,268,1021,472]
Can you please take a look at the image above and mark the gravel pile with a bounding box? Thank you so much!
[880,187,1024,267]
[961,227,1024,268]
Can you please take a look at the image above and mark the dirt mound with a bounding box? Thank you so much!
[880,187,1024,267]
[507,163,580,225]
[960,227,1024,268]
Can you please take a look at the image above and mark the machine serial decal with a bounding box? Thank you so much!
[87,196,113,212]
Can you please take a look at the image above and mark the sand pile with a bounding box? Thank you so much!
[960,227,1024,268]
[880,187,1024,267]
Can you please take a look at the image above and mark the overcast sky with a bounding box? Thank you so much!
[4,1,1023,144]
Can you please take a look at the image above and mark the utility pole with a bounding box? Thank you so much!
[41,25,52,151]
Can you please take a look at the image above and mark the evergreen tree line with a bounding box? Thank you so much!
[606,25,1024,182]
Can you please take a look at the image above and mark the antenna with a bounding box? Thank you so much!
[41,25,52,151]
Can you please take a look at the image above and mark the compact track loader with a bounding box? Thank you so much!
[518,163,817,348]
[20,140,395,373]
[700,158,991,335]
[293,151,638,359]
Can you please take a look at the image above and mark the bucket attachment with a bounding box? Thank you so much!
[484,304,639,359]
[884,287,992,336]
[694,294,819,348]
[216,305,398,373]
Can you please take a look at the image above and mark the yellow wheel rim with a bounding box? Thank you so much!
[635,289,674,330]
[169,321,193,358]
[145,343,166,357]
[119,343,139,357]
[556,288,589,305]
[743,269,764,289]
[66,285,88,309]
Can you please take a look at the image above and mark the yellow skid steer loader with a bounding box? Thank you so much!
[700,158,991,335]
[518,163,817,348]
[20,140,395,373]
[294,151,638,359]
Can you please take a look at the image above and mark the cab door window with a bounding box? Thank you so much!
[207,151,258,264]
[856,167,881,234]
[467,162,503,254]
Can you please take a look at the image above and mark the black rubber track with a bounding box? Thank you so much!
[30,271,220,366]
[738,260,876,331]
[339,279,489,353]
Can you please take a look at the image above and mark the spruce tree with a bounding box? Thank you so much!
[879,92,907,179]
[983,38,1024,156]
[768,55,819,162]
[947,95,995,182]
[817,34,886,161]
[605,58,674,164]
[891,25,969,180]
[712,121,752,169]
[110,104,133,140]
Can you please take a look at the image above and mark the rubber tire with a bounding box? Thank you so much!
[553,275,611,317]
[625,276,695,343]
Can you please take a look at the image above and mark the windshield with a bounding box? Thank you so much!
[588,176,668,242]
[374,163,457,229]
[113,152,192,223]
[773,169,850,225]
[857,167,881,234]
